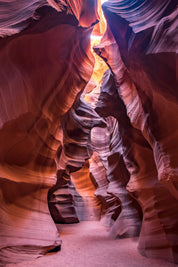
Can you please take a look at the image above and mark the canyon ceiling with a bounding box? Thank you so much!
[0,0,177,265]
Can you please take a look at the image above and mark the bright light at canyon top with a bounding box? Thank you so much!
[89,0,108,85]
[90,0,107,39]
[84,0,108,107]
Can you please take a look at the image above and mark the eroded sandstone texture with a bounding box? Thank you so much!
[94,0,178,263]
[0,1,97,265]
[0,0,177,265]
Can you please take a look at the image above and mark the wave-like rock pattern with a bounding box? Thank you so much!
[71,160,101,221]
[89,151,121,227]
[93,76,142,237]
[0,0,98,37]
[90,118,126,228]
[58,96,106,171]
[48,170,79,224]
[0,5,95,265]
[0,7,94,183]
[53,94,124,227]
[95,36,178,263]
[0,0,177,265]
[48,163,99,224]
[0,178,61,265]
[101,0,178,200]
[58,80,142,232]
[49,96,105,223]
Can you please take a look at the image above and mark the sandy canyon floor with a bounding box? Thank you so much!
[7,221,177,267]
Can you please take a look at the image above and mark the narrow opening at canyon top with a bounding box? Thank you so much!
[0,0,177,266]
[52,0,111,236]
[84,0,108,107]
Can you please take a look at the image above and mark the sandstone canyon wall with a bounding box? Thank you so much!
[94,0,178,263]
[0,0,177,265]
[0,1,97,265]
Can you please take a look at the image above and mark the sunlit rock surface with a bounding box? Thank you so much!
[101,0,178,199]
[58,95,105,172]
[71,160,101,221]
[95,0,178,262]
[0,0,177,265]
[48,170,79,224]
[0,179,61,265]
[48,95,105,224]
[0,0,99,37]
[89,151,121,227]
[94,73,142,237]
[95,69,178,262]
[0,3,95,265]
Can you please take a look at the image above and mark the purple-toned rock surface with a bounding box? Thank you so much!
[0,0,177,265]
[0,2,96,265]
[94,2,178,259]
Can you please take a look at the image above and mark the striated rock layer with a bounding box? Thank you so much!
[51,95,105,222]
[48,170,80,224]
[71,160,101,221]
[101,0,178,199]
[94,0,178,262]
[0,0,177,265]
[94,73,142,236]
[53,90,141,232]
[95,69,178,262]
[0,3,96,265]
[0,179,61,265]
[89,151,121,227]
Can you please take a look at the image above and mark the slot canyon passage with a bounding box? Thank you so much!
[0,0,178,266]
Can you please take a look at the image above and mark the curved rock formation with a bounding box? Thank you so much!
[99,0,178,200]
[95,68,178,262]
[94,0,178,258]
[94,2,178,262]
[0,0,99,37]
[0,0,177,265]
[0,179,61,265]
[48,170,79,224]
[0,4,95,265]
[58,95,106,171]
[93,94,142,237]
[89,151,121,227]
[48,95,105,225]
[71,160,101,221]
